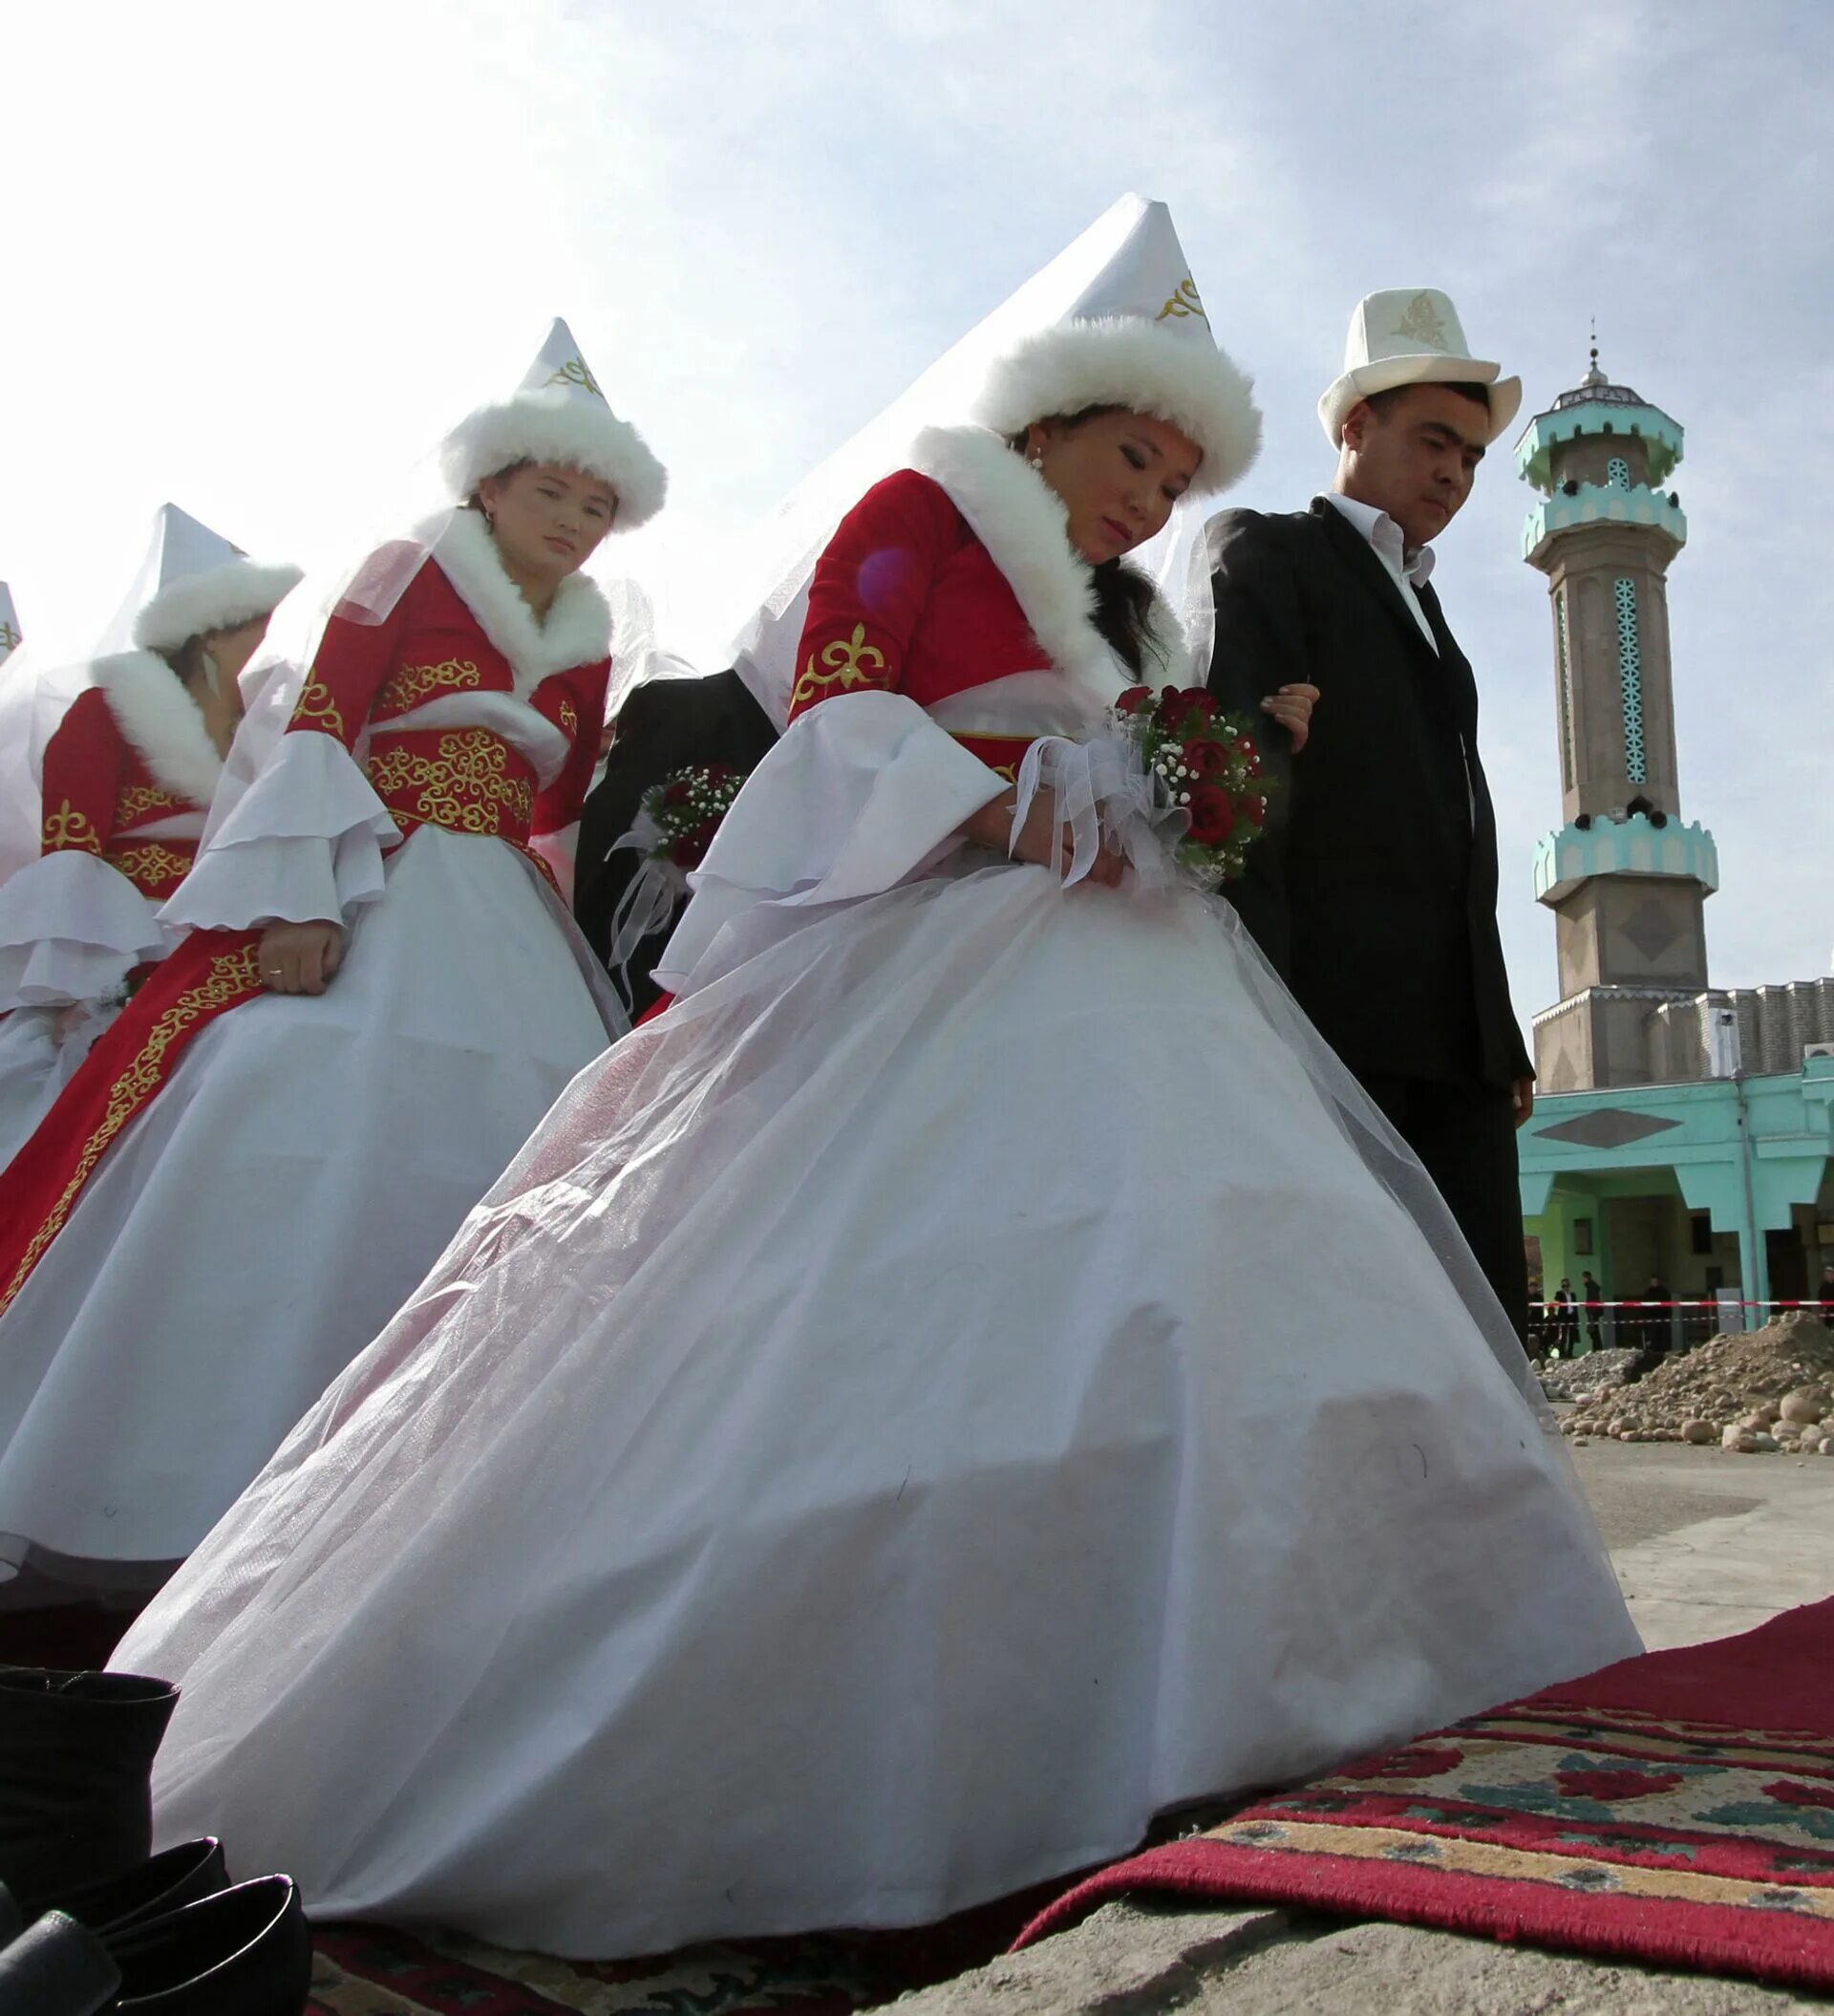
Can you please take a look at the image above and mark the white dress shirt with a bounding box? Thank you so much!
[1324,493,1439,653]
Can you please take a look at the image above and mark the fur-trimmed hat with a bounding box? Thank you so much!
[439,318,668,530]
[130,505,303,653]
[971,199,1260,498]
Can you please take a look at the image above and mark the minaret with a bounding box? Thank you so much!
[1518,349,1719,1091]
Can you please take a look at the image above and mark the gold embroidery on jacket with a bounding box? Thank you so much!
[115,783,184,824]
[791,623,890,714]
[43,803,102,855]
[290,678,347,740]
[377,657,483,715]
[105,842,196,893]
[368,730,534,838]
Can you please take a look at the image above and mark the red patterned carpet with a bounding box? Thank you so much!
[1018,1597,1834,1992]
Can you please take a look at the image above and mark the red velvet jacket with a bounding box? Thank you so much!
[39,688,203,903]
[287,553,609,848]
[790,469,1055,780]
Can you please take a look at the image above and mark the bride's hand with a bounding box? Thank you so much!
[962,792,1125,889]
[258,920,345,996]
[1261,682,1320,752]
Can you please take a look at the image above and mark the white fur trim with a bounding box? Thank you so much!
[429,509,613,702]
[907,425,1191,686]
[91,651,224,808]
[439,388,668,530]
[131,560,304,652]
[972,318,1261,498]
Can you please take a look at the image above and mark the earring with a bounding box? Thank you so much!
[1027,452,1044,470]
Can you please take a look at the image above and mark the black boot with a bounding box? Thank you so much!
[108,1877,311,2016]
[37,1839,228,1941]
[0,1910,121,2016]
[0,1669,178,1910]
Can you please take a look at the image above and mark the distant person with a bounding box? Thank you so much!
[1552,1277,1577,1354]
[1820,1263,1834,1328]
[1623,1275,1673,1383]
[1582,1271,1605,1351]
[1644,1274,1673,1353]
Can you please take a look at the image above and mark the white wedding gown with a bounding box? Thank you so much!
[117,683,1636,1959]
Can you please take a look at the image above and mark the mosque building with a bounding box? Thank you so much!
[1512,353,1833,1331]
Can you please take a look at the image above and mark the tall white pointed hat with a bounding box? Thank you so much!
[439,317,668,530]
[972,198,1261,497]
[1318,289,1522,448]
[129,504,304,653]
[0,584,19,667]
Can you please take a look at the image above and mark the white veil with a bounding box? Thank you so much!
[717,194,1228,731]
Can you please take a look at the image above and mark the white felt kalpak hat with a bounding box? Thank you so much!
[1317,289,1522,448]
[439,318,668,530]
[0,583,19,666]
[972,199,1261,497]
[130,504,304,653]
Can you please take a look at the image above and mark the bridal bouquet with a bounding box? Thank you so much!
[638,764,749,872]
[1112,685,1269,886]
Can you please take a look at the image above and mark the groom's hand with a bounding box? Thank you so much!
[1259,683,1320,752]
[1512,1076,1536,1128]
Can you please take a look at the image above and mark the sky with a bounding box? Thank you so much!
[3,0,1829,1022]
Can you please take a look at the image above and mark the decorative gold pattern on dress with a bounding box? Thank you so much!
[290,677,347,740]
[377,657,483,715]
[1157,278,1207,322]
[544,356,603,397]
[115,783,184,824]
[0,621,21,655]
[43,802,102,855]
[106,842,196,894]
[949,732,1035,785]
[1395,290,1449,350]
[791,624,890,714]
[558,698,579,738]
[368,730,534,838]
[2,945,265,1313]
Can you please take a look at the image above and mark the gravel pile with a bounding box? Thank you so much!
[1540,1347,1639,1404]
[1559,1311,1834,1453]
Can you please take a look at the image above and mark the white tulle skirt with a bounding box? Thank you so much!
[0,825,622,1590]
[117,852,1637,1956]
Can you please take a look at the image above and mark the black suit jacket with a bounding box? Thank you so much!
[1205,498,1530,1092]
[574,669,778,1014]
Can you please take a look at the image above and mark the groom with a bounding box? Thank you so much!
[1205,290,1536,1340]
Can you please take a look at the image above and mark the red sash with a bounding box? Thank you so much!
[0,932,266,1315]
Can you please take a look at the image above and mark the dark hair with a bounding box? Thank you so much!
[157,633,215,694]
[1362,380,1491,421]
[1091,558,1167,680]
[1010,405,1174,681]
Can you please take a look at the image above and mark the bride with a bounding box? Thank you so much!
[117,199,1636,1958]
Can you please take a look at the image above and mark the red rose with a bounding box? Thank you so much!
[663,779,694,808]
[1178,689,1218,718]
[1115,685,1156,716]
[673,817,725,869]
[1186,783,1236,847]
[1183,740,1227,779]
